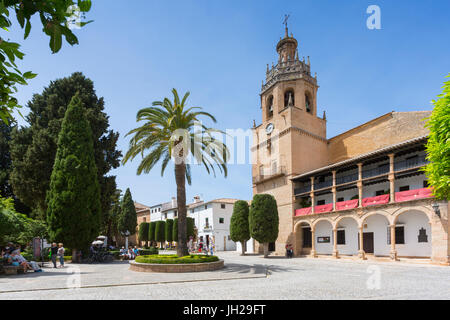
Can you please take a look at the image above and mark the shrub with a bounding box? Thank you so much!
[138,247,158,255]
[155,220,165,244]
[149,221,157,243]
[138,222,150,244]
[135,254,218,264]
[165,219,173,243]
[109,250,121,260]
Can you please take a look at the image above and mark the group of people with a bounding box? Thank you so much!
[285,244,294,258]
[119,246,139,260]
[188,237,215,256]
[50,242,65,268]
[1,242,42,273]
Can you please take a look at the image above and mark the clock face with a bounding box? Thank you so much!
[266,123,274,134]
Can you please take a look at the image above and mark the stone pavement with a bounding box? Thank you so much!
[0,251,449,300]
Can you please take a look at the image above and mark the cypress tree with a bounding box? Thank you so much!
[149,221,157,247]
[165,219,173,245]
[138,222,150,247]
[173,218,178,242]
[230,200,250,256]
[249,194,279,258]
[46,94,101,262]
[173,217,194,242]
[118,188,137,236]
[155,220,166,248]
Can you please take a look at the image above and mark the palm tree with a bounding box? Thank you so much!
[123,89,229,257]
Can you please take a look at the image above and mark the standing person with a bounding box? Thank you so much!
[50,243,58,268]
[57,243,65,268]
[210,241,214,256]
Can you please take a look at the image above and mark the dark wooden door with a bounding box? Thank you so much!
[363,232,374,254]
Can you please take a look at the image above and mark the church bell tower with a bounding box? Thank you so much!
[251,22,328,255]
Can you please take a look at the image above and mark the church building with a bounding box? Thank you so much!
[251,25,449,265]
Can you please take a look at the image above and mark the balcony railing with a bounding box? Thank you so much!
[315,180,332,190]
[362,164,389,179]
[336,172,358,185]
[253,166,286,184]
[394,155,428,171]
[294,185,311,195]
[294,187,433,217]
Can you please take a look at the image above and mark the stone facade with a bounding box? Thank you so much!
[251,27,449,265]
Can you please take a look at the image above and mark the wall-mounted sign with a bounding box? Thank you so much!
[317,237,330,243]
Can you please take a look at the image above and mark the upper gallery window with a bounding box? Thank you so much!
[305,94,312,113]
[267,95,274,118]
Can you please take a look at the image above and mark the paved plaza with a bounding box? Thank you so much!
[0,252,449,300]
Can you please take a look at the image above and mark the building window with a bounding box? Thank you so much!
[227,235,231,241]
[204,205,208,210]
[174,210,177,217]
[418,228,428,243]
[337,197,344,202]
[220,204,226,209]
[423,180,429,188]
[375,190,385,196]
[317,200,325,206]
[318,176,325,183]
[399,186,410,192]
[219,218,224,224]
[388,226,405,244]
[337,230,346,245]
[164,213,167,219]
[143,217,146,222]
[205,218,209,227]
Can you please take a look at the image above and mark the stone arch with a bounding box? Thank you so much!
[392,208,432,258]
[335,216,360,256]
[392,206,433,225]
[266,95,274,119]
[294,220,313,256]
[284,88,295,108]
[312,217,335,230]
[360,210,393,227]
[313,219,334,255]
[305,91,313,114]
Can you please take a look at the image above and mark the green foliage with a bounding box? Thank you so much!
[299,198,312,208]
[138,247,158,255]
[149,221,157,243]
[423,74,450,200]
[155,220,165,243]
[135,254,218,264]
[118,188,137,235]
[0,196,46,246]
[249,194,279,244]
[138,222,149,243]
[165,219,173,243]
[172,217,194,242]
[46,93,101,252]
[10,72,121,218]
[122,89,229,257]
[230,200,250,243]
[0,0,93,123]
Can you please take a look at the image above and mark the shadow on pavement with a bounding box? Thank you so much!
[222,263,297,275]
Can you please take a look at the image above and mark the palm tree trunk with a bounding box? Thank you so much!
[175,163,189,257]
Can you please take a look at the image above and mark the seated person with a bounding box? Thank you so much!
[9,250,33,273]
[127,247,135,260]
[119,246,128,259]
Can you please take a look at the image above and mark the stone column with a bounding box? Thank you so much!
[388,153,395,203]
[389,224,398,261]
[332,228,339,258]
[358,226,366,260]
[310,228,316,258]
[310,177,315,214]
[332,171,337,211]
[357,163,363,208]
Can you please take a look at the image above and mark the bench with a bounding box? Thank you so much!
[2,265,25,275]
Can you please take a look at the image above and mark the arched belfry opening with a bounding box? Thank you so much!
[305,92,312,114]
[284,89,295,108]
[266,95,274,118]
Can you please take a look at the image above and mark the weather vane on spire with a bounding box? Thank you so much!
[283,14,290,37]
[283,14,290,28]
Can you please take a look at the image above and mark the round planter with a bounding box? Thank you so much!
[129,259,224,273]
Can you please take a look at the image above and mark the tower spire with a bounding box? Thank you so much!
[283,14,290,38]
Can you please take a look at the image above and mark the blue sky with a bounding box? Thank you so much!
[8,0,450,206]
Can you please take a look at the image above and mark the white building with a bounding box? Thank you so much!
[149,196,240,251]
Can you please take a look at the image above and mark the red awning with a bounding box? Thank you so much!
[362,194,390,207]
[295,207,312,216]
[336,199,359,211]
[395,188,433,202]
[314,203,333,214]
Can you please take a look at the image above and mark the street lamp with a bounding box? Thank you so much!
[431,202,441,218]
